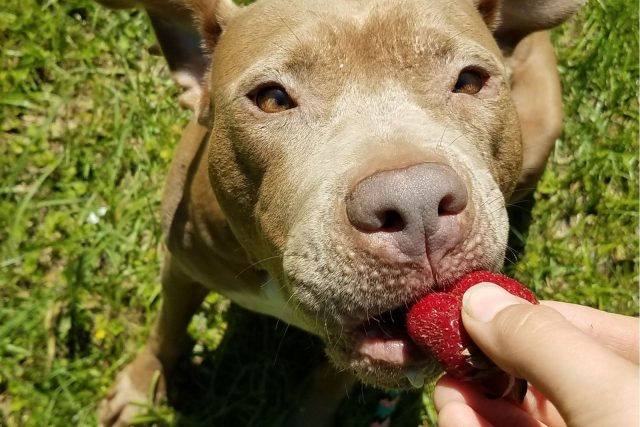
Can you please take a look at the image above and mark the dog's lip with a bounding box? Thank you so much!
[338,272,476,367]
[347,275,464,367]
[356,336,425,365]
[353,307,429,366]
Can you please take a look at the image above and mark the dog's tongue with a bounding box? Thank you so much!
[406,271,538,402]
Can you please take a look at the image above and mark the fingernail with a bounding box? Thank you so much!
[462,283,524,322]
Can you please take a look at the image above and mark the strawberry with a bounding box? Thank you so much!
[406,271,538,402]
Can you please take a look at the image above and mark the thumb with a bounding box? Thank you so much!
[461,283,638,427]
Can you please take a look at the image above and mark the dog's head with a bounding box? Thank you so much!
[187,0,582,388]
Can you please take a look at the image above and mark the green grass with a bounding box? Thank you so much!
[507,1,639,315]
[0,0,637,426]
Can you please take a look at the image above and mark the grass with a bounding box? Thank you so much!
[0,0,637,426]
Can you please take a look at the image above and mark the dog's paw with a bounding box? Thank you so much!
[99,350,166,427]
[171,70,203,112]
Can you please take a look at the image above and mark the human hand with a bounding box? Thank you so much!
[434,283,639,427]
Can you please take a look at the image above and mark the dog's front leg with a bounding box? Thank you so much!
[509,31,564,202]
[99,256,208,427]
[147,12,208,111]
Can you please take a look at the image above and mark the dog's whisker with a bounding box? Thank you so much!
[323,312,331,345]
[234,255,283,279]
[447,133,464,147]
[479,194,504,210]
[436,124,448,150]
[488,203,507,217]
[506,203,532,212]
[506,198,533,208]
[235,253,306,279]
[268,39,295,55]
[277,14,303,45]
[272,323,290,366]
[444,27,471,45]
[503,245,520,265]
[510,185,542,194]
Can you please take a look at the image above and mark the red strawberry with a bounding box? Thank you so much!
[406,271,538,402]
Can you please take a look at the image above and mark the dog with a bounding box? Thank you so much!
[96,0,584,425]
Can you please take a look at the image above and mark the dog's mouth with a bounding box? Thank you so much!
[322,303,438,389]
[353,306,430,368]
[333,273,469,387]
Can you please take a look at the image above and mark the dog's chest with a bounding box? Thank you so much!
[223,276,312,334]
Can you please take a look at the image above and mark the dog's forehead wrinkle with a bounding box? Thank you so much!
[302,23,456,78]
[328,83,426,134]
[227,1,477,78]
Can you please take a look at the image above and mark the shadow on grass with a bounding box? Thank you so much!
[504,193,537,275]
[167,304,423,426]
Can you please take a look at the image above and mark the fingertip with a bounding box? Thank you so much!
[435,378,552,427]
[433,374,466,411]
[438,401,493,427]
[462,283,530,323]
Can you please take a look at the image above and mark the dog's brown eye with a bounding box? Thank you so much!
[453,69,486,95]
[254,86,295,113]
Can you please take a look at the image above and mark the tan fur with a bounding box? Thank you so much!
[97,0,583,425]
[508,31,565,200]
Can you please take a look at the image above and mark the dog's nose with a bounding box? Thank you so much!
[345,163,468,263]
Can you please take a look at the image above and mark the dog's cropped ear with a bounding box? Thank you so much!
[471,0,501,31]
[472,0,586,50]
[187,0,239,127]
[187,0,237,52]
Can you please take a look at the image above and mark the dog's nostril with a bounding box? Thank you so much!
[379,210,405,232]
[438,194,460,216]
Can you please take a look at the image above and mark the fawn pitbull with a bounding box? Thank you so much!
[97,0,584,425]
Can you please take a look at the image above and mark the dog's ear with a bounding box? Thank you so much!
[471,0,501,31]
[472,0,585,50]
[187,0,238,52]
[186,0,239,126]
